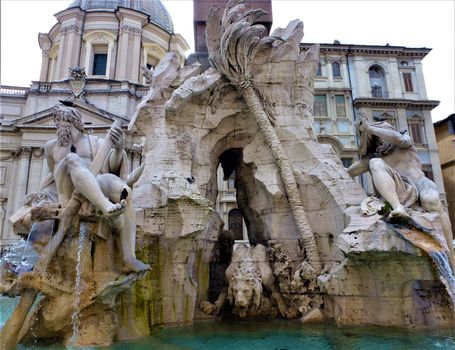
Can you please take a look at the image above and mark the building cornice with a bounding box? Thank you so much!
[301,43,431,58]
[116,7,149,27]
[353,98,440,110]
[54,6,86,23]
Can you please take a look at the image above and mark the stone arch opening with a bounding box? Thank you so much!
[218,148,268,246]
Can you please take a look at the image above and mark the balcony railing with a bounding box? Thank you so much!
[2,81,152,98]
[0,85,29,97]
[370,88,389,99]
[38,83,52,93]
[136,86,149,97]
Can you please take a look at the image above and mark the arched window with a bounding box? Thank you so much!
[228,209,244,240]
[369,65,388,98]
[332,62,341,77]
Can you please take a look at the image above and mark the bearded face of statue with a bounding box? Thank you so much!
[54,106,84,147]
[56,121,74,147]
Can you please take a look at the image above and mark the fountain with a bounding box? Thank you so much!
[1,1,454,348]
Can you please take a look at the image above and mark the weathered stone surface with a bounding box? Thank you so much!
[125,1,454,331]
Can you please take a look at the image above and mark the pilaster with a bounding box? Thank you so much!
[115,8,147,81]
[116,27,130,80]
[414,61,428,99]
[130,29,142,82]
[423,110,445,195]
[60,24,83,79]
[55,7,86,80]
[0,199,6,249]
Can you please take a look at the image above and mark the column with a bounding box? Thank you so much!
[3,152,19,248]
[27,148,45,195]
[13,147,32,212]
[39,50,50,81]
[0,199,6,250]
[84,41,93,75]
[106,42,114,79]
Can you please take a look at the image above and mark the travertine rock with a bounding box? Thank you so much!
[125,0,453,332]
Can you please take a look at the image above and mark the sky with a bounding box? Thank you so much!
[1,0,454,121]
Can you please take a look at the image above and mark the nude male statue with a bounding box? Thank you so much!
[347,115,455,271]
[43,105,150,273]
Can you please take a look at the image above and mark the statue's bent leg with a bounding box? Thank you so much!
[418,178,455,272]
[63,153,125,216]
[369,158,408,218]
[97,173,151,273]
[54,157,75,205]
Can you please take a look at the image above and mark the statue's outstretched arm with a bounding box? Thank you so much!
[347,159,369,177]
[360,119,412,148]
[102,125,127,176]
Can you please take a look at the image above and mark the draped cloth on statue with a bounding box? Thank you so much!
[376,164,419,208]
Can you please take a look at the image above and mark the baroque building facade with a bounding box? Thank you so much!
[0,0,189,249]
[305,42,445,197]
[0,0,448,250]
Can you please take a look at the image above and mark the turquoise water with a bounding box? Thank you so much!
[117,321,455,350]
[2,296,455,349]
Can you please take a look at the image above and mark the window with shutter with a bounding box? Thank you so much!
[314,95,328,116]
[403,72,414,92]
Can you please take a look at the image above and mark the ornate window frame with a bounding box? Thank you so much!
[83,31,117,79]
[141,43,166,83]
[367,62,389,98]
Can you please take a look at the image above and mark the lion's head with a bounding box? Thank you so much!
[227,265,262,318]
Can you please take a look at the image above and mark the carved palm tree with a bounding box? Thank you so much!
[206,1,321,273]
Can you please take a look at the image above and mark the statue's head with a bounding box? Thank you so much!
[53,105,84,146]
[355,117,395,158]
[227,266,262,318]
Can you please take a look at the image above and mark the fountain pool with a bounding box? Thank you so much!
[2,297,454,350]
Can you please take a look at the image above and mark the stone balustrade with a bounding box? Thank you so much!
[0,85,29,97]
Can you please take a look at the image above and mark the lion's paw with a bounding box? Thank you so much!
[200,301,216,315]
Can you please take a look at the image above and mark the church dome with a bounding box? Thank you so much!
[68,0,174,33]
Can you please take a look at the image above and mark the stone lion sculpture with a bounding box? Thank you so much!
[200,244,296,318]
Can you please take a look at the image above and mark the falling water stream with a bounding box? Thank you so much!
[392,223,455,309]
[69,222,88,345]
[429,250,455,308]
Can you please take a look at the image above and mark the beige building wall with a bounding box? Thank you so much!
[434,115,455,230]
